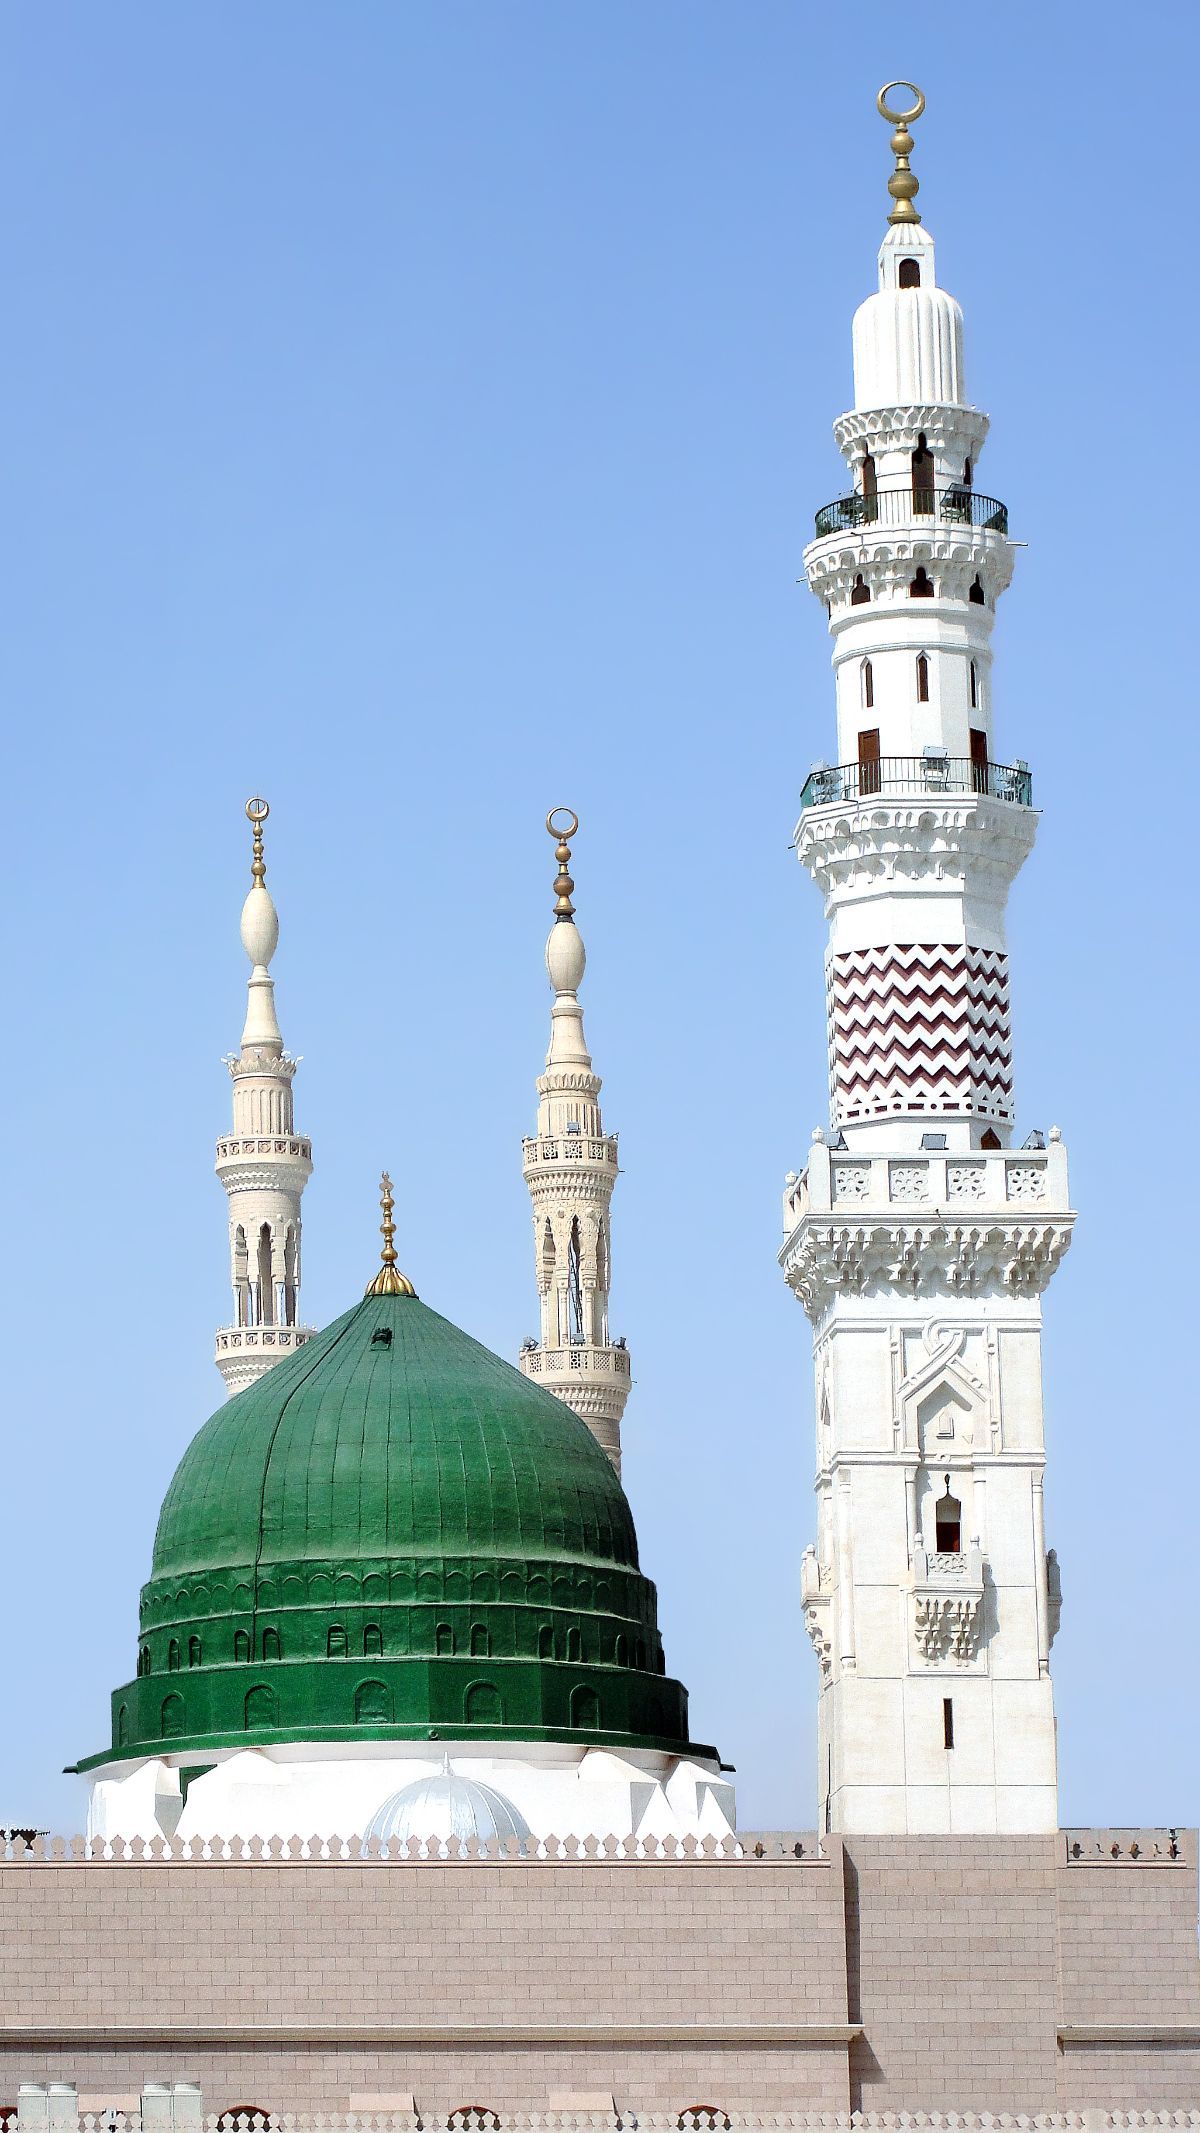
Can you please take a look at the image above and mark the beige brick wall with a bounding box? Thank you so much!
[1,1834,1196,2116]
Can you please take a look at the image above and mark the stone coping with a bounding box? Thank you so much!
[12,2113,1200,2131]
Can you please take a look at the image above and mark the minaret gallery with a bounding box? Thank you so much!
[517,811,631,1469]
[780,88,1074,1834]
[213,798,314,1395]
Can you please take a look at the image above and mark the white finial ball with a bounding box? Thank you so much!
[1049,1124,1062,1143]
[241,882,279,970]
[546,919,585,994]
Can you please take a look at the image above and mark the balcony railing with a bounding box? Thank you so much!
[799,755,1032,810]
[813,485,1009,538]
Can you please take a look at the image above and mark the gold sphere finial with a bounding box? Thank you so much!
[365,1170,417,1298]
[877,80,925,226]
[246,796,270,886]
[546,806,579,922]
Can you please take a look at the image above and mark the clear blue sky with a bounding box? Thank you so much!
[1,4,1195,1835]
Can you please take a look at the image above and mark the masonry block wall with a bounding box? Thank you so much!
[1,1833,1196,2116]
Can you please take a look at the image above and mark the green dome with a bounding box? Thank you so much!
[82,1288,705,1768]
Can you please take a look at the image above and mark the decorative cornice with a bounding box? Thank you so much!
[781,1212,1075,1320]
[832,402,989,457]
[804,528,1014,611]
[795,794,1037,908]
[226,1048,299,1082]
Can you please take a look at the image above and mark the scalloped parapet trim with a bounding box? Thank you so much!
[18,2112,1200,2133]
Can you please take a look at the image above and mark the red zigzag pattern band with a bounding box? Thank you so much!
[828,942,1014,1125]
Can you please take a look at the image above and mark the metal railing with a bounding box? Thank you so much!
[813,485,1009,538]
[799,755,1032,810]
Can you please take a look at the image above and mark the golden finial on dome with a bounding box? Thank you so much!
[877,81,925,226]
[246,796,269,885]
[366,1171,417,1298]
[546,807,579,921]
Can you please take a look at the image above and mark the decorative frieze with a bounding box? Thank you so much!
[827,941,1014,1128]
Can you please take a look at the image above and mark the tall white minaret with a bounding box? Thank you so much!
[214,798,314,1395]
[781,88,1074,1835]
[518,810,630,1469]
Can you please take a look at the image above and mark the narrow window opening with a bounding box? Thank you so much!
[850,572,870,605]
[970,725,989,792]
[168,1639,181,1672]
[981,1127,1002,1149]
[262,1627,281,1661]
[363,1623,383,1656]
[538,1624,554,1658]
[566,1218,584,1343]
[969,575,986,605]
[862,659,874,709]
[898,256,921,288]
[566,1625,582,1662]
[969,658,978,708]
[234,1630,250,1663]
[327,1625,347,1658]
[963,456,973,487]
[857,727,881,797]
[861,452,877,502]
[470,1623,491,1658]
[934,1476,962,1555]
[436,1622,455,1657]
[916,653,930,703]
[188,1636,202,1668]
[911,433,935,513]
[943,1697,955,1750]
[909,567,934,598]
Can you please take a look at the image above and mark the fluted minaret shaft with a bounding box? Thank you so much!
[779,89,1074,1839]
[214,800,314,1396]
[518,812,630,1470]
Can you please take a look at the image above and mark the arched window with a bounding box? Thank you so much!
[326,1625,347,1658]
[354,1679,391,1724]
[969,575,986,605]
[436,1623,455,1657]
[244,1685,276,1730]
[934,1477,962,1555]
[615,1633,629,1667]
[188,1636,202,1668]
[566,1218,584,1343]
[861,451,877,501]
[363,1623,383,1656]
[916,654,930,703]
[117,1703,129,1745]
[470,1623,490,1658]
[538,1624,554,1659]
[566,1625,582,1662]
[540,1218,556,1298]
[168,1639,181,1672]
[160,1693,186,1739]
[234,1630,250,1663]
[970,658,978,708]
[464,1680,503,1726]
[909,567,934,598]
[898,256,921,288]
[256,1223,274,1327]
[963,456,973,487]
[570,1685,601,1730]
[138,1645,151,1677]
[849,572,870,605]
[233,1225,250,1325]
[283,1226,298,1327]
[911,432,935,513]
[262,1627,281,1661]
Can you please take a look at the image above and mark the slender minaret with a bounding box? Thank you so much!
[518,810,630,1469]
[214,798,314,1395]
[781,88,1074,1835]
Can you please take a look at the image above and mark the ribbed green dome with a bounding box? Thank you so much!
[82,1288,704,1768]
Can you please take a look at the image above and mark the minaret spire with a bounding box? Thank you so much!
[781,90,1074,1837]
[214,798,314,1395]
[517,810,630,1469]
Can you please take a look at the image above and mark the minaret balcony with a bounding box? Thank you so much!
[813,484,1008,538]
[520,1340,631,1383]
[522,1132,618,1169]
[800,755,1032,811]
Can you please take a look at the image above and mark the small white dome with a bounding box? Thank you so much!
[546,918,585,994]
[240,882,279,970]
[364,1767,531,1851]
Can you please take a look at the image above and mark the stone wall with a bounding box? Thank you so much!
[1,1831,1196,2116]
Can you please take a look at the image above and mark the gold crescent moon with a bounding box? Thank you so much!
[245,795,270,824]
[546,806,579,840]
[877,81,925,126]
